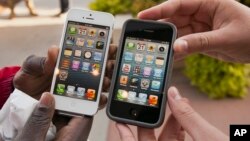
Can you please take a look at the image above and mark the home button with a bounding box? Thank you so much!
[130,109,138,118]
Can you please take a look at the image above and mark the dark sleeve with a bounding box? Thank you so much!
[0,66,21,109]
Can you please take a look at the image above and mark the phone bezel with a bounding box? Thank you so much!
[50,9,114,116]
[107,19,176,128]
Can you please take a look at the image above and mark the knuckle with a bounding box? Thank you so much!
[174,101,195,118]
[199,34,210,51]
[27,107,51,129]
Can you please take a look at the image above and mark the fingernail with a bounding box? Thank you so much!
[39,92,53,108]
[169,87,181,100]
[174,39,188,53]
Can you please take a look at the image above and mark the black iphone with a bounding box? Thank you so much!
[107,19,177,128]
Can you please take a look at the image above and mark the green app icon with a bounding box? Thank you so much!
[56,84,65,95]
[126,42,135,50]
[69,27,77,34]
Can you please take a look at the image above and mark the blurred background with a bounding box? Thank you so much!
[0,0,250,141]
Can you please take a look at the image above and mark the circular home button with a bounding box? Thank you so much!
[130,108,139,118]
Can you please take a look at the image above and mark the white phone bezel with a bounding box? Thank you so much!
[50,9,114,116]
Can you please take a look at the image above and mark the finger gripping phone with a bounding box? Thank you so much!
[107,19,176,128]
[51,9,114,116]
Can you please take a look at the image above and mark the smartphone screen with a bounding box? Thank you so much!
[53,21,110,101]
[114,37,169,107]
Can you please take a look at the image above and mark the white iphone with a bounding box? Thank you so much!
[50,9,114,116]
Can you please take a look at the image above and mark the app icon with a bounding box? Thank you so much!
[94,52,102,61]
[76,38,85,47]
[98,30,106,38]
[133,65,141,74]
[126,42,135,50]
[82,62,90,71]
[145,55,154,64]
[72,60,80,70]
[143,67,152,77]
[128,91,136,101]
[77,87,85,97]
[59,70,68,81]
[141,79,150,89]
[149,95,158,106]
[84,51,92,59]
[136,42,146,51]
[147,43,156,52]
[68,26,77,34]
[124,52,133,61]
[122,63,131,73]
[138,93,147,103]
[155,57,164,66]
[86,89,96,100]
[67,85,75,95]
[116,89,128,100]
[151,80,161,90]
[74,50,81,57]
[88,28,96,37]
[66,36,75,46]
[130,77,139,87]
[56,84,65,94]
[91,63,100,76]
[86,40,94,48]
[154,68,163,77]
[135,54,143,62]
[96,41,104,49]
[158,45,167,53]
[64,48,72,56]
[78,27,87,35]
[120,75,128,85]
[61,58,70,69]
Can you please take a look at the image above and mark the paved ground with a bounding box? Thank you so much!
[1,1,250,141]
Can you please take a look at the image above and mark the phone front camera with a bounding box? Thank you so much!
[90,14,92,16]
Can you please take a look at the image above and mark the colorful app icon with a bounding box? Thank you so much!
[67,85,75,95]
[86,40,94,48]
[61,58,70,69]
[72,60,80,70]
[66,36,75,46]
[76,38,85,47]
[96,41,104,49]
[126,42,135,50]
[151,80,161,90]
[94,52,102,61]
[59,70,68,81]
[130,77,139,87]
[84,51,92,59]
[91,63,100,76]
[147,43,156,52]
[86,89,96,100]
[124,52,133,61]
[145,55,154,64]
[128,91,136,101]
[78,27,87,35]
[155,57,164,66]
[136,42,146,51]
[120,75,128,85]
[116,89,128,100]
[88,28,96,37]
[68,26,77,34]
[141,79,150,89]
[143,67,152,77]
[98,30,106,38]
[154,68,163,77]
[135,54,143,62]
[74,50,82,57]
[138,93,147,103]
[122,63,131,73]
[56,84,65,94]
[133,65,141,74]
[82,62,90,71]
[77,87,85,97]
[64,48,72,56]
[158,45,167,53]
[149,95,158,106]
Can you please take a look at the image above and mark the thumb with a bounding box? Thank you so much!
[14,92,55,141]
[167,87,228,141]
